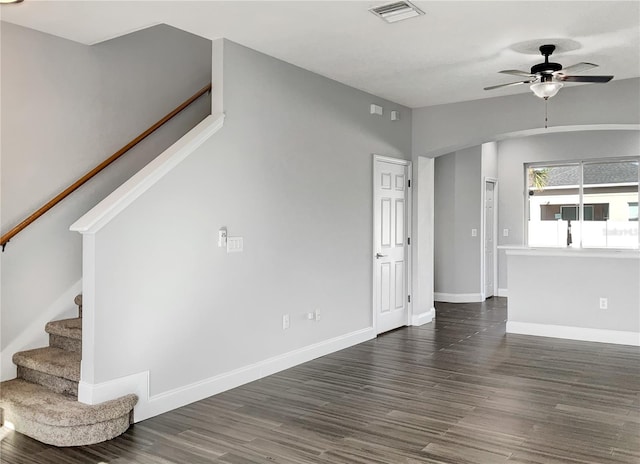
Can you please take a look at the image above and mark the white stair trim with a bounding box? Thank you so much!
[70,113,225,235]
[1,280,82,382]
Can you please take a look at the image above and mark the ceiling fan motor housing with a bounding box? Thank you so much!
[531,61,562,75]
[531,44,562,76]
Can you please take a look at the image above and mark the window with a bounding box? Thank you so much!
[629,202,638,221]
[527,159,639,249]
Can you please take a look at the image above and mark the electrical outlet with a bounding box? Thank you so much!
[471,228,477,237]
[227,236,243,253]
[503,228,509,237]
[314,309,321,321]
[599,298,608,310]
[282,314,290,329]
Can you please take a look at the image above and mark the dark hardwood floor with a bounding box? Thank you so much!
[2,298,639,463]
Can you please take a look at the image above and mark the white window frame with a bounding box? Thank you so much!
[525,156,640,249]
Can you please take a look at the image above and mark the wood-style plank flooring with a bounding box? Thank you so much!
[2,298,639,463]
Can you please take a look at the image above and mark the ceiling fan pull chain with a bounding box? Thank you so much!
[544,99,548,129]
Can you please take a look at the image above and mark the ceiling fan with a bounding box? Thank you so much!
[484,44,614,99]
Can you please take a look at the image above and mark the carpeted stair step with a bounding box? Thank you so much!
[16,366,78,397]
[13,347,80,397]
[45,317,82,353]
[0,379,137,447]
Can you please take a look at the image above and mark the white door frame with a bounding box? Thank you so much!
[372,155,412,333]
[481,177,498,300]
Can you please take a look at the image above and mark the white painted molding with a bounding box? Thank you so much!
[506,321,640,346]
[78,371,150,415]
[434,292,484,303]
[78,327,375,422]
[497,288,508,297]
[70,113,225,234]
[1,280,82,381]
[500,246,639,259]
[411,308,435,326]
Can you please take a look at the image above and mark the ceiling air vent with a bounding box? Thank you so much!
[370,1,425,23]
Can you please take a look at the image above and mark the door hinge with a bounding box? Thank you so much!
[407,237,410,245]
[408,179,411,188]
[408,295,411,303]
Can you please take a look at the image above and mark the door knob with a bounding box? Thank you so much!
[375,253,387,259]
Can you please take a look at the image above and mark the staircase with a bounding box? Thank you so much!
[0,297,137,447]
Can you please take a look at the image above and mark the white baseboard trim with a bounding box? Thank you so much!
[78,371,151,417]
[78,327,375,422]
[434,292,483,303]
[506,321,640,346]
[411,308,436,326]
[1,280,82,381]
[497,288,508,297]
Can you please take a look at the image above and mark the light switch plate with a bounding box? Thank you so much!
[227,237,243,253]
[370,104,383,116]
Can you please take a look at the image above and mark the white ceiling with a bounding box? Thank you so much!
[2,1,639,108]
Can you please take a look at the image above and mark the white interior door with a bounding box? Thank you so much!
[374,157,409,334]
[484,180,495,298]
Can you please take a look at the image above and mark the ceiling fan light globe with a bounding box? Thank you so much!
[530,81,563,99]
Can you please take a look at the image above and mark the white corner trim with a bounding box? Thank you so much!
[411,308,435,326]
[70,113,225,234]
[78,327,375,423]
[434,292,484,303]
[78,371,150,415]
[497,288,508,297]
[1,280,82,382]
[506,321,640,346]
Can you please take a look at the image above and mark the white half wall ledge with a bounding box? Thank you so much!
[502,246,640,259]
[70,113,225,235]
[434,292,484,303]
[78,327,375,422]
[507,321,640,347]
[411,308,435,326]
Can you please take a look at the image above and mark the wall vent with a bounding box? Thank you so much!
[370,1,425,23]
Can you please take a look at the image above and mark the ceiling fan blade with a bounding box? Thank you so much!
[484,80,534,91]
[558,75,614,83]
[557,62,598,74]
[499,69,535,78]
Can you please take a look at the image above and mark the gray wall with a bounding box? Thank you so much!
[497,130,640,289]
[412,78,640,157]
[508,253,639,336]
[0,22,211,378]
[86,40,411,395]
[434,146,482,297]
[412,77,638,307]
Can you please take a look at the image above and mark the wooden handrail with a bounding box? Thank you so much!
[1,83,212,251]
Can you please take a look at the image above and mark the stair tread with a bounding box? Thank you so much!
[13,347,80,382]
[45,317,82,340]
[0,379,137,427]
